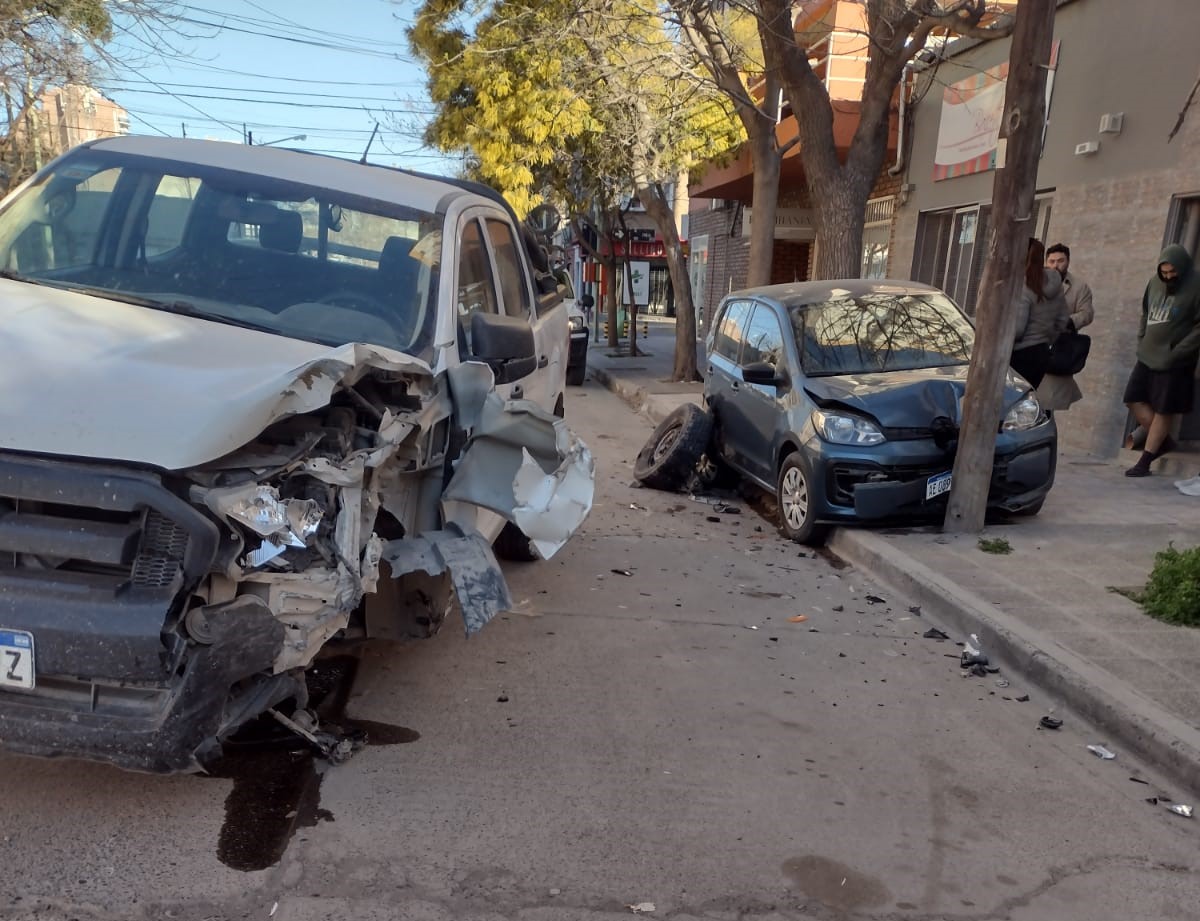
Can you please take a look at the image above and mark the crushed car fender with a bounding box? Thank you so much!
[442,396,595,560]
[381,528,513,635]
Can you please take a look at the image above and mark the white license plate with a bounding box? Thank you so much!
[0,629,35,690]
[925,471,952,500]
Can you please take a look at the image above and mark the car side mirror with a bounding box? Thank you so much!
[742,361,788,387]
[470,312,537,383]
[534,273,559,296]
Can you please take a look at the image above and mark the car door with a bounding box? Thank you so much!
[706,298,753,471]
[483,216,564,413]
[731,302,790,484]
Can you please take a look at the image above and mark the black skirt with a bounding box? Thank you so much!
[1011,343,1051,389]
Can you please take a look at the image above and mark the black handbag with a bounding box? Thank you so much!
[1047,328,1091,376]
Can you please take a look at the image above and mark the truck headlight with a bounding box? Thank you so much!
[812,410,885,446]
[568,315,586,333]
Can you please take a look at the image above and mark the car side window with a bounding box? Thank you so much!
[713,300,752,362]
[457,219,500,353]
[485,218,532,319]
[741,305,786,368]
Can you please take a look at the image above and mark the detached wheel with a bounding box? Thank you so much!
[566,361,586,386]
[777,453,828,546]
[494,521,539,562]
[634,403,713,492]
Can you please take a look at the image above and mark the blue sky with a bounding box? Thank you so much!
[99,0,462,173]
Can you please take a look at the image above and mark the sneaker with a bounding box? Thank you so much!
[1176,474,1200,496]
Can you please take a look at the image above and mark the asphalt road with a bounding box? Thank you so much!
[2,381,1198,921]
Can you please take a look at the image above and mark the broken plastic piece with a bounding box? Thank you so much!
[1169,804,1194,818]
[611,568,633,577]
[1039,716,1063,730]
[1087,744,1116,760]
[923,627,949,640]
[995,678,1010,688]
[627,903,656,914]
[706,515,721,523]
[1015,694,1030,702]
[788,615,808,623]
[865,594,886,605]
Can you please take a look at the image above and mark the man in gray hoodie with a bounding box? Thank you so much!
[1123,244,1200,477]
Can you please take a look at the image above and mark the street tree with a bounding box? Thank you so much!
[409,0,741,381]
[757,0,1015,279]
[0,2,180,183]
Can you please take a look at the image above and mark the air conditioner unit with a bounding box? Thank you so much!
[1099,112,1124,134]
[1074,140,1100,156]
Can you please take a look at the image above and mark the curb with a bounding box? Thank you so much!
[829,527,1200,800]
[589,364,668,425]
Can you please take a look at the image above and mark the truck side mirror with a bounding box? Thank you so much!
[470,312,537,383]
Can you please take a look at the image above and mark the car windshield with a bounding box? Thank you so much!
[791,291,974,376]
[0,149,441,356]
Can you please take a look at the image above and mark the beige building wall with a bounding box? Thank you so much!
[889,0,1200,458]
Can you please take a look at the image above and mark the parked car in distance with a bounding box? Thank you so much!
[636,280,1055,544]
[553,267,590,385]
[0,136,594,772]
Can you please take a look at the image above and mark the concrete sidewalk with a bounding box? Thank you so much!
[587,316,1200,798]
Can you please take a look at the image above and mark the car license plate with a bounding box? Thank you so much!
[926,471,952,500]
[0,629,35,690]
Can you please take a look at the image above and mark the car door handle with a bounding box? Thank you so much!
[538,355,548,368]
[731,381,740,391]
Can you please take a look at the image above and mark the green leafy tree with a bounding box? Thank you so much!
[409,0,742,381]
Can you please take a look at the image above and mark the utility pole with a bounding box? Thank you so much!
[944,0,1058,533]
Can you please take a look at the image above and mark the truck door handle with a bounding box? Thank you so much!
[538,355,548,368]
[731,381,740,391]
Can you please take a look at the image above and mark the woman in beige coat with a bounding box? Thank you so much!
[1037,243,1095,411]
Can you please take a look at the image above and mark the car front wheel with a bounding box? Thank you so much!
[777,453,828,546]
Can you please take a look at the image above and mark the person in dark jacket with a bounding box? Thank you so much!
[1011,239,1069,389]
[1123,244,1200,477]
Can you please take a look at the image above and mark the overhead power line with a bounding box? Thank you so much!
[171,14,414,61]
[103,79,435,106]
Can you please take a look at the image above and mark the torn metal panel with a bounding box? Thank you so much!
[381,529,513,635]
[442,397,594,559]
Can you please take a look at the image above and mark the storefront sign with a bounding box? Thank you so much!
[742,207,816,241]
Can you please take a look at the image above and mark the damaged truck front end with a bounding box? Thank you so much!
[0,354,592,773]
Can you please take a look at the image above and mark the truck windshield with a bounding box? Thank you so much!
[0,149,442,356]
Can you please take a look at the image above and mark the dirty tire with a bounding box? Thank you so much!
[777,453,828,546]
[634,403,713,492]
[566,361,586,386]
[494,521,539,562]
[694,449,739,490]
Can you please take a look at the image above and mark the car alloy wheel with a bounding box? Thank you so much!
[652,423,682,464]
[776,453,828,546]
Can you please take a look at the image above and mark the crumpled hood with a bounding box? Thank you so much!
[804,365,1029,428]
[0,279,433,469]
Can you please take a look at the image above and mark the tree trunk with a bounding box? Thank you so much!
[745,122,781,288]
[603,252,620,348]
[640,183,699,381]
[811,172,870,279]
[944,0,1057,533]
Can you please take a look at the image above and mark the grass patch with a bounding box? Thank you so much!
[1136,544,1200,626]
[978,537,1012,555]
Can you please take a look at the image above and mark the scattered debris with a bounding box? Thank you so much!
[713,503,741,515]
[1087,744,1117,760]
[963,663,988,678]
[978,537,1012,555]
[1149,798,1195,818]
[883,650,900,657]
[629,503,647,511]
[865,594,887,605]
[611,569,634,577]
[908,605,922,615]
[960,634,988,667]
[706,515,722,523]
[832,604,844,612]
[769,637,779,642]
[995,678,1010,688]
[1015,694,1030,702]
[1129,776,1150,785]
[270,903,278,918]
[497,695,509,703]
[922,627,950,640]
[788,615,809,623]
[1169,804,1194,818]
[743,589,790,599]
[627,903,657,914]
[748,625,759,630]
[1039,716,1063,730]
[550,888,561,896]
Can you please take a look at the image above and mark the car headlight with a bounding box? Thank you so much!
[1002,395,1043,432]
[568,315,586,333]
[812,409,885,446]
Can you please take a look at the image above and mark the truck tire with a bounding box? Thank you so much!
[566,361,586,386]
[634,404,713,492]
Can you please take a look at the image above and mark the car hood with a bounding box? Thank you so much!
[803,365,1029,428]
[0,279,433,469]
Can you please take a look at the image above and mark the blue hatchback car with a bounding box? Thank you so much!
[702,280,1057,544]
